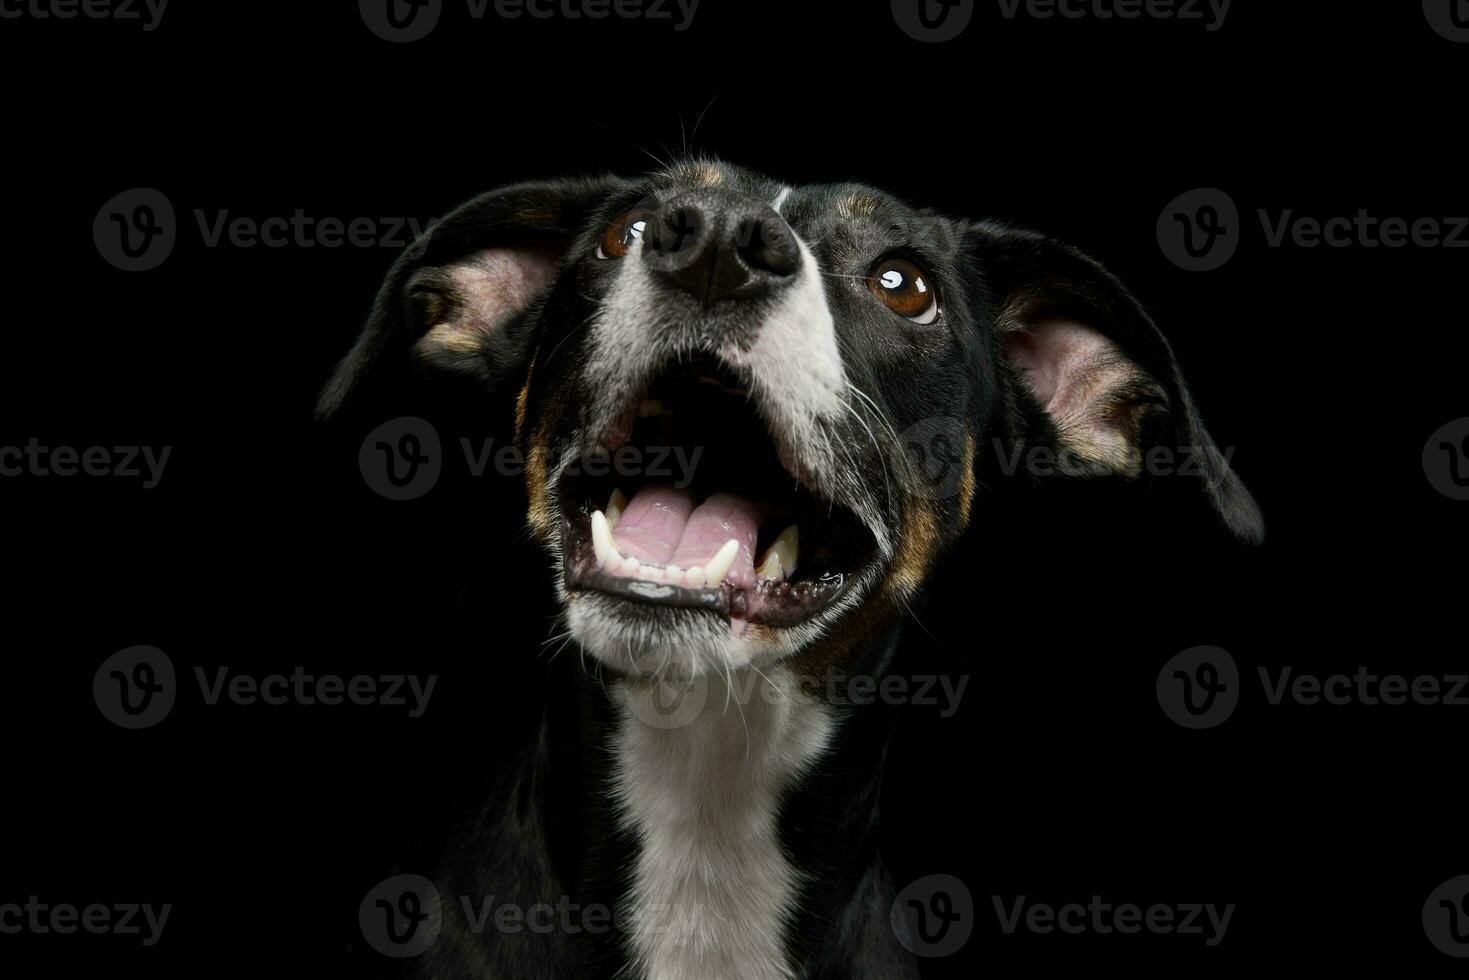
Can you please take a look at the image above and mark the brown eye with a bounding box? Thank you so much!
[598,209,654,260]
[867,257,938,324]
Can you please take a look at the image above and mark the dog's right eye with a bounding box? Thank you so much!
[597,210,654,260]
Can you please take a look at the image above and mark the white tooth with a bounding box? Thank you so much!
[641,565,665,584]
[760,525,798,579]
[703,539,740,587]
[591,510,619,569]
[757,550,783,581]
[620,556,641,578]
[665,565,684,585]
[606,489,628,531]
[684,566,707,589]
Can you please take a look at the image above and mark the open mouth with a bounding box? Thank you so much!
[557,357,876,631]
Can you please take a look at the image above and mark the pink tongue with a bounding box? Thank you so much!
[612,485,694,565]
[671,493,761,589]
[613,486,762,588]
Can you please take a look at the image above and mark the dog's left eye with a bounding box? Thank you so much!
[867,257,938,324]
[597,209,654,260]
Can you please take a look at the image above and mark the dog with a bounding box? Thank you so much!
[318,159,1263,979]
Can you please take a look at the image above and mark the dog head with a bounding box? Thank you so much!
[320,160,1261,680]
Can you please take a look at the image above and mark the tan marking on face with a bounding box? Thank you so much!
[958,432,977,527]
[839,194,881,220]
[883,502,942,600]
[526,438,554,540]
[515,384,530,441]
[684,163,724,187]
[514,354,536,441]
[514,207,558,227]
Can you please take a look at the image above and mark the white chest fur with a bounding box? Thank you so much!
[610,669,834,980]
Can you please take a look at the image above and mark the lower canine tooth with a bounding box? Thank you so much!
[704,539,740,588]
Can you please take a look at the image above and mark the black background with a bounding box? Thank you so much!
[2,0,1465,975]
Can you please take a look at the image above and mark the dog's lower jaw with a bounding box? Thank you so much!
[564,593,822,679]
[559,561,885,680]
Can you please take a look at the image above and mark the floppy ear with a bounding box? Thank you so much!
[972,222,1264,545]
[315,176,626,419]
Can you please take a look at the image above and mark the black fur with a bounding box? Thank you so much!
[320,159,1262,979]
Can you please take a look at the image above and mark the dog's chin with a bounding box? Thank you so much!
[562,582,871,680]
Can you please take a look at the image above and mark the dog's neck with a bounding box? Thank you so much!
[523,638,910,980]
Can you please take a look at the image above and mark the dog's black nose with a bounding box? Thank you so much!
[641,191,801,305]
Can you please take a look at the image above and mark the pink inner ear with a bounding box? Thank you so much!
[1005,317,1119,416]
[447,245,560,335]
[415,245,561,364]
[1005,316,1151,472]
